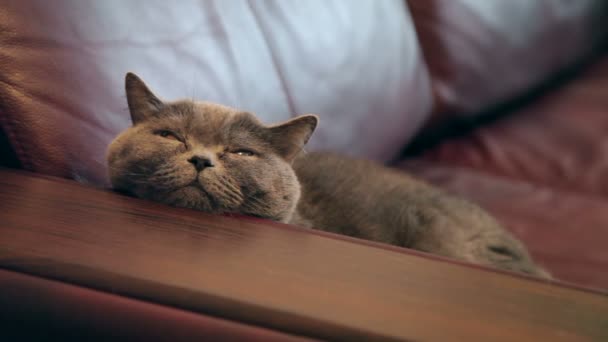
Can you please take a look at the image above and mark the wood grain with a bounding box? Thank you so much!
[0,168,607,341]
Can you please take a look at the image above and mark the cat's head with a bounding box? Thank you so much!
[107,72,317,222]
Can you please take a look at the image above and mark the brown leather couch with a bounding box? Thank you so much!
[1,0,607,339]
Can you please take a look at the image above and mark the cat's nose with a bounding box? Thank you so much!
[188,155,214,172]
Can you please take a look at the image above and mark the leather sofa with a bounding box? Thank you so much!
[1,1,607,339]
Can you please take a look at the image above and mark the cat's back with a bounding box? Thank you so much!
[291,151,499,240]
[292,153,545,277]
[291,151,444,233]
[293,151,429,193]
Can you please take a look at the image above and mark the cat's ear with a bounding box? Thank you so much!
[268,115,318,161]
[125,72,164,125]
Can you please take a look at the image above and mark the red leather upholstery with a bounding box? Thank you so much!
[0,0,607,318]
[0,0,431,186]
[407,54,608,291]
[420,56,608,197]
[401,160,608,291]
[0,269,310,341]
[409,0,607,115]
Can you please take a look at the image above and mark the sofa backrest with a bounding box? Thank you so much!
[0,0,432,185]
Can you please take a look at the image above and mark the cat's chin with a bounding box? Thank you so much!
[161,185,215,212]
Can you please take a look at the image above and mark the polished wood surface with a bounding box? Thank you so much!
[1,168,607,341]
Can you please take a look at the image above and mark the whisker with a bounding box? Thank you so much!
[241,193,272,211]
[208,182,243,204]
[218,176,242,195]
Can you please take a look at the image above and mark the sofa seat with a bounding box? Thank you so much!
[402,54,608,290]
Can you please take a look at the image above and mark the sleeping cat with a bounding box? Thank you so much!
[107,72,550,278]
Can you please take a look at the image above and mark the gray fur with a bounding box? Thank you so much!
[107,73,551,279]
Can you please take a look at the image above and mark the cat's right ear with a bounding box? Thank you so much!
[125,72,164,125]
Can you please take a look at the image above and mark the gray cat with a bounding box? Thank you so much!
[107,73,550,278]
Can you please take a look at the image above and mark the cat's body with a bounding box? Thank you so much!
[107,73,550,278]
[293,152,546,276]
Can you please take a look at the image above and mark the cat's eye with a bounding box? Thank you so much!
[156,130,179,141]
[232,149,255,157]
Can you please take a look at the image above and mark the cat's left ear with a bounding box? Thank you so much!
[268,115,318,161]
[125,72,164,125]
